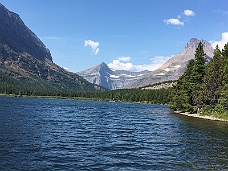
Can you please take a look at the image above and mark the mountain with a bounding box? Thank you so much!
[126,38,214,88]
[78,62,151,89]
[78,38,214,90]
[0,3,105,93]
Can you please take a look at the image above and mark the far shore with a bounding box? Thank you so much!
[1,94,228,122]
[174,111,228,122]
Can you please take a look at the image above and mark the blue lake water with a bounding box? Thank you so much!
[0,96,227,170]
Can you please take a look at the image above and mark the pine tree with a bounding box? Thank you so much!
[193,42,207,84]
[217,43,228,109]
[172,42,207,112]
[172,59,195,112]
[203,45,222,106]
[192,42,207,107]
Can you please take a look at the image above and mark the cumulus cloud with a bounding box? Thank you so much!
[108,60,135,71]
[211,32,228,49]
[164,9,195,26]
[84,40,100,55]
[164,18,184,26]
[184,10,195,16]
[108,55,173,72]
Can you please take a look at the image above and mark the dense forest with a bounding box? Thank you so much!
[0,75,173,104]
[171,42,228,119]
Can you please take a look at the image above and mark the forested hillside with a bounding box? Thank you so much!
[171,42,228,119]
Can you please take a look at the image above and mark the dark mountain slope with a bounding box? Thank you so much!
[0,3,105,93]
[0,3,52,62]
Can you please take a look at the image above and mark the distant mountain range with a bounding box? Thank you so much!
[79,38,214,89]
[78,62,150,90]
[0,3,105,93]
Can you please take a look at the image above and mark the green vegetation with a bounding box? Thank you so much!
[0,75,173,104]
[0,63,104,94]
[171,42,228,120]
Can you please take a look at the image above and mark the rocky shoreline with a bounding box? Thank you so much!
[174,111,228,122]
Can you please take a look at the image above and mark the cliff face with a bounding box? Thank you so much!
[0,4,52,62]
[0,3,105,92]
[126,38,214,88]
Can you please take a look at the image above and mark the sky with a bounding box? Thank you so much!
[0,0,228,72]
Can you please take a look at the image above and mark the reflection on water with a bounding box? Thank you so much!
[0,97,227,170]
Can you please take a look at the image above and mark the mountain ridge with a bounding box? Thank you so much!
[0,3,105,93]
[78,62,150,89]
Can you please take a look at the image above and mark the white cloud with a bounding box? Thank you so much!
[118,56,131,62]
[164,9,195,26]
[84,40,100,55]
[108,55,173,72]
[211,32,228,49]
[108,60,135,71]
[184,10,195,17]
[164,18,184,26]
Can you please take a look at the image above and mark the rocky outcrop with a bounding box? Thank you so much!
[126,38,214,88]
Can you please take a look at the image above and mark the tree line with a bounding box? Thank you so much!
[0,75,173,104]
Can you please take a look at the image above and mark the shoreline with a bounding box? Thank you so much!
[1,94,227,122]
[174,111,228,122]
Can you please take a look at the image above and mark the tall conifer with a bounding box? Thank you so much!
[217,43,228,109]
[203,45,222,106]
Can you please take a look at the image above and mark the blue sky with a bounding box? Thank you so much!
[1,0,228,72]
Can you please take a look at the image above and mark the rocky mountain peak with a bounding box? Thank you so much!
[0,3,52,62]
[98,62,112,71]
[184,38,214,55]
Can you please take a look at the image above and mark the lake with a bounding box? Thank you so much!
[0,96,227,170]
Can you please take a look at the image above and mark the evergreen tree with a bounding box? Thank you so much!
[193,42,207,84]
[172,42,207,112]
[203,45,222,106]
[192,42,207,107]
[217,43,228,109]
[172,59,195,112]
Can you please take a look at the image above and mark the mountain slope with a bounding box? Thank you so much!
[0,3,104,93]
[78,62,150,89]
[0,4,52,62]
[126,38,214,88]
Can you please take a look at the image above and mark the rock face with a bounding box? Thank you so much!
[126,38,214,88]
[0,3,104,92]
[78,62,151,90]
[0,4,52,62]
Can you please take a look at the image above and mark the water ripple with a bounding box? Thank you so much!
[0,97,227,170]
